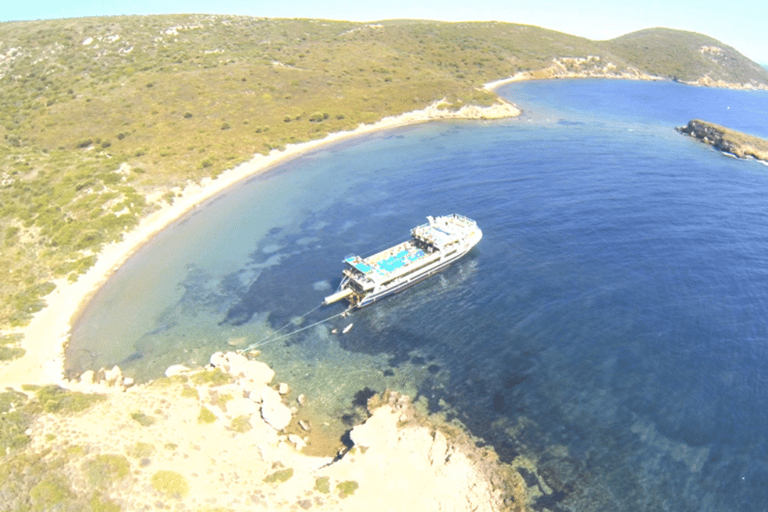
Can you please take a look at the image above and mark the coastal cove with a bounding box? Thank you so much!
[0,98,520,388]
[4,78,768,511]
[60,79,768,511]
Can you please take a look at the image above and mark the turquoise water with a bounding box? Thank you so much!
[68,80,768,510]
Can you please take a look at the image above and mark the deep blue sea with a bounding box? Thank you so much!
[68,79,768,511]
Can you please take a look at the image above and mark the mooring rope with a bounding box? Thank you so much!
[266,304,323,337]
[241,306,351,352]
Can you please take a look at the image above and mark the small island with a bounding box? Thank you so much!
[677,119,768,162]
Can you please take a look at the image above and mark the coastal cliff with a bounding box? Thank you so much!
[677,119,768,162]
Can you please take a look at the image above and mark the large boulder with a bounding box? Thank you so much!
[209,351,275,386]
[260,387,292,431]
[165,364,191,377]
[103,365,123,386]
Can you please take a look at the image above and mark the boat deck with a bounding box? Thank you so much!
[345,245,427,278]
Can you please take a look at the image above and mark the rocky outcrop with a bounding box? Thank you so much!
[337,391,525,511]
[488,56,663,86]
[677,119,768,162]
[684,75,768,91]
[22,353,526,512]
[421,98,522,120]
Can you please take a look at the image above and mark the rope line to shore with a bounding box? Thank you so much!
[242,307,350,351]
[266,304,322,337]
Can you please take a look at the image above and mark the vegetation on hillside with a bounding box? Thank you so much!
[1,15,767,336]
[606,28,768,84]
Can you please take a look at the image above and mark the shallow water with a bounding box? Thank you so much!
[68,79,768,511]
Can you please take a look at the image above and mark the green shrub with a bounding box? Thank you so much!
[30,476,74,508]
[0,389,28,413]
[55,255,97,277]
[315,476,330,494]
[212,393,233,411]
[336,480,359,498]
[0,408,34,452]
[151,470,189,498]
[5,226,20,239]
[0,345,25,361]
[130,411,156,426]
[83,454,130,487]
[36,386,105,414]
[181,386,199,399]
[230,415,252,433]
[127,441,155,458]
[88,493,121,512]
[151,374,189,388]
[198,406,216,424]
[190,368,233,386]
[263,468,293,484]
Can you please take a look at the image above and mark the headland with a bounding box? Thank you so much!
[677,119,768,162]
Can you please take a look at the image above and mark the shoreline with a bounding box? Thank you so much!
[0,97,520,389]
[484,69,768,92]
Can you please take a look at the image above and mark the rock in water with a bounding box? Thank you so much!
[79,370,95,385]
[165,364,190,377]
[210,351,275,385]
[288,434,307,450]
[103,365,122,386]
[260,387,292,431]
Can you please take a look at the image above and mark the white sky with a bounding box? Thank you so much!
[3,0,767,63]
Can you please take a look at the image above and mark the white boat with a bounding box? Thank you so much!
[323,214,482,309]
